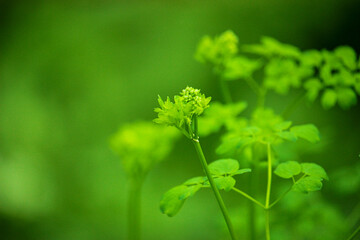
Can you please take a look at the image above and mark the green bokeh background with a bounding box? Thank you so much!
[0,1,359,239]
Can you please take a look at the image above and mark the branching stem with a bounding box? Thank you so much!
[232,187,265,208]
[192,139,237,240]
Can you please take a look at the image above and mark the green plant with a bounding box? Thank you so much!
[154,30,360,240]
[110,121,179,240]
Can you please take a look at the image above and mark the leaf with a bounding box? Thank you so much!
[178,185,202,200]
[301,163,329,180]
[183,176,207,186]
[321,89,337,109]
[301,50,323,67]
[274,161,301,179]
[304,78,323,102]
[232,168,252,176]
[273,121,292,131]
[223,56,262,80]
[336,87,357,109]
[290,124,320,143]
[214,176,236,191]
[276,131,298,142]
[292,176,323,193]
[160,185,188,217]
[208,159,239,176]
[334,46,357,70]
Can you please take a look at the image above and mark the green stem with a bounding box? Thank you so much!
[232,187,265,208]
[248,169,256,240]
[192,139,237,240]
[346,224,360,240]
[245,77,262,96]
[265,143,272,240]
[268,187,291,209]
[219,78,233,104]
[127,178,143,240]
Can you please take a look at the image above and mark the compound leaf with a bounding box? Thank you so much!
[334,46,357,70]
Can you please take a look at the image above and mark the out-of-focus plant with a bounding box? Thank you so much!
[152,30,360,240]
[110,122,179,240]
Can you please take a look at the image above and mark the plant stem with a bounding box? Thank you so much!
[248,169,256,240]
[127,178,143,240]
[192,139,237,240]
[245,77,262,96]
[269,187,292,209]
[346,224,360,240]
[219,78,233,104]
[265,143,272,240]
[232,187,265,208]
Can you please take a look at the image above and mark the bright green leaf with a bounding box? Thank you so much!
[334,46,357,70]
[321,89,337,109]
[301,163,329,180]
[183,176,207,186]
[178,185,202,200]
[274,161,301,179]
[293,176,323,193]
[273,121,292,131]
[214,176,236,191]
[232,168,252,176]
[336,87,357,109]
[160,185,188,217]
[208,159,239,176]
[276,131,298,142]
[290,124,320,143]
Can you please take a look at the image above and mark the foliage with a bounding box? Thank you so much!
[110,121,179,179]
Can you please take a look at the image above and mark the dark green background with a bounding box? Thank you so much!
[0,0,359,239]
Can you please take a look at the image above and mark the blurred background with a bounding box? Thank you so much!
[0,0,359,239]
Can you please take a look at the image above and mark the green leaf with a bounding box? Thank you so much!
[273,121,292,131]
[223,56,262,80]
[293,176,323,193]
[208,159,239,176]
[301,163,329,180]
[232,168,252,176]
[160,185,188,217]
[334,46,357,70]
[336,87,357,109]
[301,50,323,67]
[214,176,236,191]
[183,176,207,186]
[321,89,337,109]
[178,185,202,200]
[290,124,320,143]
[276,131,298,142]
[274,161,301,179]
[304,78,323,102]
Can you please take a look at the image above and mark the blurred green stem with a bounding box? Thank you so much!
[265,143,272,240]
[128,177,143,240]
[347,224,360,240]
[281,91,306,118]
[192,139,237,240]
[219,78,233,104]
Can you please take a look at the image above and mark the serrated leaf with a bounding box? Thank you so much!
[301,163,329,180]
[214,176,236,191]
[336,87,357,109]
[293,176,323,193]
[274,161,301,179]
[321,89,337,109]
[231,168,252,176]
[334,46,357,70]
[160,185,188,217]
[208,159,239,176]
[276,131,298,142]
[290,124,320,143]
